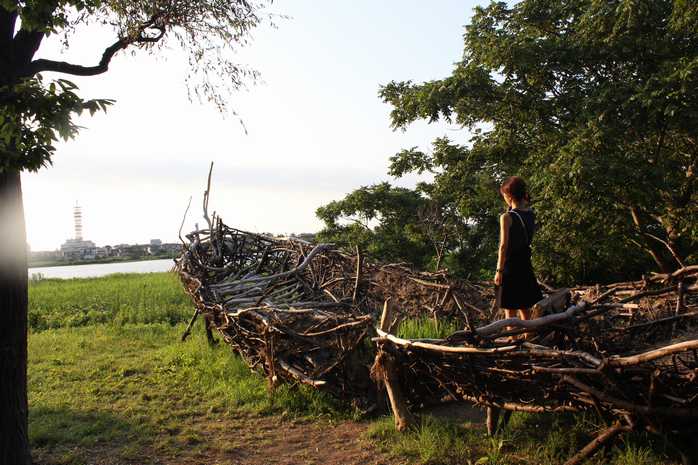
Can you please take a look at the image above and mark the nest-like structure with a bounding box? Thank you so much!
[175,216,492,405]
[176,213,698,462]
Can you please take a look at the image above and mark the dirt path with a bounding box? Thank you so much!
[185,414,398,465]
[33,413,401,465]
[34,403,488,465]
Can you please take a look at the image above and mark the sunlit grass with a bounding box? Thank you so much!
[28,272,192,330]
[396,317,461,340]
[29,323,345,463]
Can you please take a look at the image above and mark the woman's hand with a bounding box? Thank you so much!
[494,270,503,286]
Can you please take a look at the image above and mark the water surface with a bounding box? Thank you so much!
[28,259,175,279]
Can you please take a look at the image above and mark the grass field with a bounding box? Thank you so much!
[29,273,192,330]
[28,272,679,465]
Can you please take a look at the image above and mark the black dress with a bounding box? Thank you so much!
[500,208,543,309]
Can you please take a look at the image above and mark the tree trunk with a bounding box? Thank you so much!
[0,170,31,465]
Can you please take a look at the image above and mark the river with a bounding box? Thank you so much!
[28,259,176,279]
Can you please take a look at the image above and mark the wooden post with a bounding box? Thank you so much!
[378,299,414,432]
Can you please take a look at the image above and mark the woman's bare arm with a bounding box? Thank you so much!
[495,213,511,285]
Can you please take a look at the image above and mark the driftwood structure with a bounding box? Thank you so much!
[372,270,698,464]
[175,177,697,464]
[175,218,493,406]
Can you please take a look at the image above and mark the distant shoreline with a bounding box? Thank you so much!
[28,255,177,269]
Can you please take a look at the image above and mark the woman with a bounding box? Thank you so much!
[494,176,543,326]
[487,176,543,436]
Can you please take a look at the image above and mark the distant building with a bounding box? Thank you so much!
[160,243,182,254]
[60,238,97,260]
[148,239,163,255]
[59,203,97,260]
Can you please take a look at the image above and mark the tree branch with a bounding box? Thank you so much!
[629,207,672,273]
[19,27,164,78]
[644,232,686,268]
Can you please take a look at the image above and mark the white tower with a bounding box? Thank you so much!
[73,203,83,241]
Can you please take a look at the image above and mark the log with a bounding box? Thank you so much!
[377,300,414,432]
[476,301,586,337]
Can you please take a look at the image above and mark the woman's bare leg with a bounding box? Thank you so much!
[518,308,531,339]
[503,309,517,340]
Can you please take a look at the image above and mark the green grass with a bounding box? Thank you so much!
[28,272,348,463]
[29,323,346,461]
[397,317,460,340]
[365,410,678,465]
[366,415,478,464]
[29,272,192,330]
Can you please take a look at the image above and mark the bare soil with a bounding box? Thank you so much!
[32,412,403,465]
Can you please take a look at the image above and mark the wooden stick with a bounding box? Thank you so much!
[563,421,633,465]
[375,329,518,354]
[278,359,326,387]
[459,393,579,413]
[607,339,698,367]
[650,265,698,281]
[181,308,199,341]
[352,245,361,304]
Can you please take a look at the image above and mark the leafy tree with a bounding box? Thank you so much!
[0,1,270,462]
[376,0,697,284]
[316,183,436,270]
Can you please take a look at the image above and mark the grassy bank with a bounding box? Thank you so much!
[28,272,678,464]
[29,273,192,330]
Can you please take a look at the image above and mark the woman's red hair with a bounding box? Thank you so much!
[500,176,529,202]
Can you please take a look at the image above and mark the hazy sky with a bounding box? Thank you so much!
[23,1,483,250]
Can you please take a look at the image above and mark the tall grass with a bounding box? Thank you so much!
[28,272,192,330]
[397,317,461,340]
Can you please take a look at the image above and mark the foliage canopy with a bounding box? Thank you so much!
[318,0,698,284]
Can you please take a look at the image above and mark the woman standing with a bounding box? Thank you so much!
[487,176,543,436]
[494,176,543,326]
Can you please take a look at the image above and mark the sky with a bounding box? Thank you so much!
[23,1,484,251]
